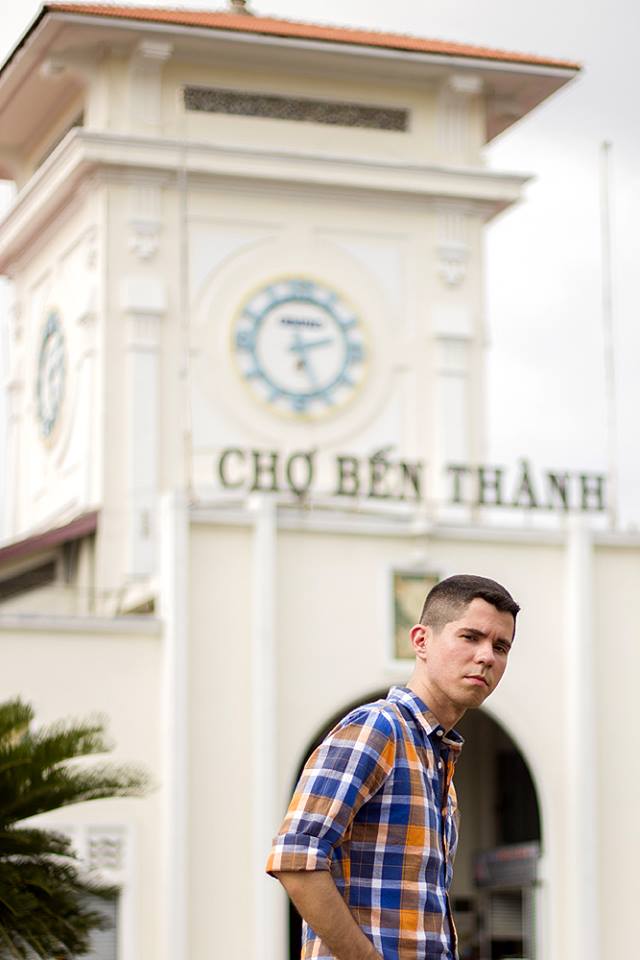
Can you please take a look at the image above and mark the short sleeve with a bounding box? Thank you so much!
[266,707,396,875]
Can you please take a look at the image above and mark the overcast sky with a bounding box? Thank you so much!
[1,0,638,530]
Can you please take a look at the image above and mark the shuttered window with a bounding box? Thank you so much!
[86,895,118,960]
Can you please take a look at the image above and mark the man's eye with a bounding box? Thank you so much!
[495,644,510,654]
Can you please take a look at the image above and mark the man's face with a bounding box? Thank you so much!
[413,597,514,716]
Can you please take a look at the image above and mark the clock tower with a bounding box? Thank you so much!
[0,7,579,616]
[0,9,597,960]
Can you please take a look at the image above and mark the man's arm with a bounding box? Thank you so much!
[274,870,382,960]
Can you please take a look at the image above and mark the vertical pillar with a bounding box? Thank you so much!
[431,207,473,516]
[248,494,283,960]
[159,491,189,960]
[121,274,165,576]
[437,74,483,166]
[128,39,173,136]
[78,224,98,509]
[564,518,599,960]
[122,38,172,578]
[3,292,23,539]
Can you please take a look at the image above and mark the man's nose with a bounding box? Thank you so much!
[475,640,495,665]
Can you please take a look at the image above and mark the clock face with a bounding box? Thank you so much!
[233,278,366,419]
[36,311,66,438]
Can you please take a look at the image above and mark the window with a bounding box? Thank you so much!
[184,86,408,131]
[86,895,119,960]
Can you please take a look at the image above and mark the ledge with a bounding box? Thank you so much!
[0,128,529,270]
[0,613,162,636]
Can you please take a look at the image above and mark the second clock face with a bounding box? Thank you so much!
[36,310,66,439]
[233,278,366,419]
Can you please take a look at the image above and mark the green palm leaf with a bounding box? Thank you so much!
[0,698,149,958]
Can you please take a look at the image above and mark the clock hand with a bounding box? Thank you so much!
[299,353,319,388]
[297,336,334,352]
[287,333,320,387]
[288,333,334,356]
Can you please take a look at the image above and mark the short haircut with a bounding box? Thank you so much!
[419,574,520,634]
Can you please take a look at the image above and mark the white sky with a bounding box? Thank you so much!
[1,0,638,529]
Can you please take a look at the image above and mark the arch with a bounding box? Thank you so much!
[286,693,543,960]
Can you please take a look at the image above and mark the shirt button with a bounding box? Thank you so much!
[436,729,443,737]
[438,760,444,770]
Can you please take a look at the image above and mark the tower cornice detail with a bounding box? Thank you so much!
[0,130,530,274]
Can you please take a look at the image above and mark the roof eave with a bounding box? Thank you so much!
[0,510,99,569]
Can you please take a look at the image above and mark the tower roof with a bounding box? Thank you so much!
[10,4,577,72]
[0,3,581,166]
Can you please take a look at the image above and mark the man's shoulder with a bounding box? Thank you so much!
[335,693,408,741]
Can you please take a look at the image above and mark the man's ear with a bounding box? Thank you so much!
[410,623,431,661]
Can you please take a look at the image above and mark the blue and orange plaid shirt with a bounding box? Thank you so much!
[266,686,464,959]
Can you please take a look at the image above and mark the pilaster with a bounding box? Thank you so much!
[159,491,189,960]
[3,293,23,539]
[437,73,484,166]
[430,206,475,514]
[128,40,173,136]
[120,272,166,577]
[564,519,600,960]
[249,495,282,960]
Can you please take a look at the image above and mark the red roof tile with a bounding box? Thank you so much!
[43,3,580,71]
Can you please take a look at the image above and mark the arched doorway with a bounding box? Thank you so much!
[288,694,542,960]
[451,709,542,960]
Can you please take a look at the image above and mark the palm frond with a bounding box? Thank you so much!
[0,698,149,958]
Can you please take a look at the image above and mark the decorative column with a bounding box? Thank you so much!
[564,518,599,960]
[437,73,483,165]
[128,39,173,136]
[159,491,189,960]
[430,206,473,516]
[248,494,282,960]
[77,223,98,508]
[121,271,165,577]
[3,291,23,540]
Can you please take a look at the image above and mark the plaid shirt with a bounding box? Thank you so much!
[266,686,464,960]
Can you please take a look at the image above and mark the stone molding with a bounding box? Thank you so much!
[0,129,529,271]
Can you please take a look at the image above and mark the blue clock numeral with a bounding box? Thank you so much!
[289,279,313,298]
[291,395,308,413]
[236,329,255,352]
[347,342,364,363]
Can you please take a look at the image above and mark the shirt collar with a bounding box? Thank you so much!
[388,685,464,752]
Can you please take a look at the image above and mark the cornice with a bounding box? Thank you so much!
[0,127,529,271]
[190,499,640,547]
[0,613,162,635]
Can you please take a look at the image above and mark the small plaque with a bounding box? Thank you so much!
[392,570,439,660]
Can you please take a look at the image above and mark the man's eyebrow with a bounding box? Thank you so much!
[459,626,513,647]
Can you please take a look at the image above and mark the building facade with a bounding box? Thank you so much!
[0,5,636,960]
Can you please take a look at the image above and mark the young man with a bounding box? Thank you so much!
[266,574,520,960]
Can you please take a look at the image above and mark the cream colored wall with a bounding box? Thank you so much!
[275,529,565,796]
[186,179,487,505]
[73,44,486,166]
[0,621,162,960]
[273,525,568,956]
[165,58,443,165]
[6,192,102,540]
[187,523,254,959]
[593,545,639,959]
